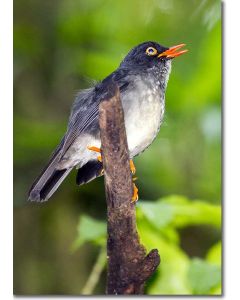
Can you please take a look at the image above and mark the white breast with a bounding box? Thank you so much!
[122,79,165,158]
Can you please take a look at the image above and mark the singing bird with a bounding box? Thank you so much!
[29,41,188,202]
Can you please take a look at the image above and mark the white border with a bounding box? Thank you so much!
[225,0,240,299]
[2,0,240,299]
[0,0,13,298]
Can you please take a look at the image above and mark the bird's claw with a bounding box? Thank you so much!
[130,159,136,174]
[131,182,139,202]
[130,160,138,202]
[88,146,102,162]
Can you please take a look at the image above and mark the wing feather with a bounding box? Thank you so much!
[60,88,100,156]
[59,70,130,158]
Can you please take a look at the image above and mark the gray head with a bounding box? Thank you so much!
[119,41,188,89]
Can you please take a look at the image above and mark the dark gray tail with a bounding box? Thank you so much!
[28,139,73,202]
[29,168,72,202]
[29,144,103,201]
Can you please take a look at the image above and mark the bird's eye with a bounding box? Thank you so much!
[146,47,158,56]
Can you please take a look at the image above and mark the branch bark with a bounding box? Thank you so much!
[99,82,160,295]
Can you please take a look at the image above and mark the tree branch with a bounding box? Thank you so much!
[99,82,160,295]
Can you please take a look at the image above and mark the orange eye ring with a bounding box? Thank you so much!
[146,47,158,56]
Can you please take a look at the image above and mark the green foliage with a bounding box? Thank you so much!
[137,195,221,229]
[207,241,221,265]
[73,195,221,295]
[188,258,221,295]
[72,215,106,251]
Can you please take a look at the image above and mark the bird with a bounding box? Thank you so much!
[28,41,188,202]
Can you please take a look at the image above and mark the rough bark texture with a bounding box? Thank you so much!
[99,82,160,295]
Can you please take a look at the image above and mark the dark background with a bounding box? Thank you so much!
[14,0,221,295]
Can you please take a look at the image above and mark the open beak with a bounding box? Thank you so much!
[158,43,188,58]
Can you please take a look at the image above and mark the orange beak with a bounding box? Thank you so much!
[158,43,188,58]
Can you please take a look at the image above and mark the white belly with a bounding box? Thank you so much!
[122,85,165,158]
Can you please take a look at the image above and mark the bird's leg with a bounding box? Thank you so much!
[130,159,136,175]
[88,146,139,201]
[87,146,102,162]
[132,182,139,202]
[130,160,138,202]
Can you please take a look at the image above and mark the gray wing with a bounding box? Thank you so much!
[60,87,100,157]
[60,69,130,159]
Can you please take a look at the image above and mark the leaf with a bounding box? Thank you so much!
[169,197,221,228]
[137,200,175,229]
[137,219,191,295]
[72,215,106,251]
[137,195,221,230]
[188,258,221,295]
[206,242,221,266]
[136,196,222,295]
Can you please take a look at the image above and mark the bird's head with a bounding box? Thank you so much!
[120,41,188,70]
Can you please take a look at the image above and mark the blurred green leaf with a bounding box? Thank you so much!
[136,195,221,294]
[137,200,174,229]
[137,195,221,229]
[138,221,191,294]
[188,258,221,295]
[206,242,221,266]
[205,242,222,294]
[72,215,106,251]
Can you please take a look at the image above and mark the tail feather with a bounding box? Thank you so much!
[29,142,103,202]
[29,138,64,189]
[76,160,103,185]
[29,167,73,202]
[28,138,73,202]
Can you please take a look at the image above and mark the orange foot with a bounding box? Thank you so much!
[87,146,102,162]
[130,159,136,175]
[132,182,139,202]
[130,160,138,202]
